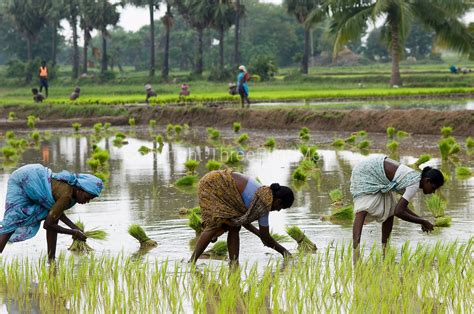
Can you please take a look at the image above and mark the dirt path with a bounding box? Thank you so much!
[1,106,473,136]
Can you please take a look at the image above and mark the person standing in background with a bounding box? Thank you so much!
[39,61,49,98]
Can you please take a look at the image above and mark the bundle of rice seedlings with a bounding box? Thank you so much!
[210,129,220,140]
[184,159,200,174]
[188,210,203,234]
[329,188,343,204]
[412,154,431,169]
[386,127,395,139]
[8,112,16,121]
[232,122,241,133]
[292,168,307,181]
[5,131,15,139]
[332,138,345,148]
[225,150,241,164]
[93,123,103,134]
[128,224,158,249]
[466,137,474,150]
[264,137,276,149]
[345,135,356,144]
[271,232,290,242]
[138,146,152,155]
[30,131,40,143]
[396,130,409,139]
[386,140,398,154]
[440,126,453,138]
[205,160,222,171]
[149,119,157,128]
[207,241,228,257]
[286,226,317,252]
[174,125,183,136]
[128,118,136,127]
[299,127,309,137]
[104,122,111,130]
[455,166,472,178]
[357,140,371,150]
[237,133,249,144]
[434,216,452,227]
[175,175,198,187]
[86,158,100,172]
[425,194,446,218]
[155,135,163,145]
[72,123,81,132]
[167,124,175,134]
[330,204,354,221]
[68,220,107,253]
[356,130,367,138]
[27,115,37,129]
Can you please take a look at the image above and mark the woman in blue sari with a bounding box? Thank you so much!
[237,65,250,108]
[0,164,103,261]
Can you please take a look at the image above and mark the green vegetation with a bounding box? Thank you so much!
[264,137,276,149]
[68,220,107,254]
[357,140,371,150]
[188,208,203,235]
[72,123,81,132]
[205,160,222,172]
[27,115,37,129]
[440,126,453,138]
[329,188,343,204]
[128,117,136,127]
[232,122,241,133]
[299,127,310,141]
[206,241,228,258]
[128,224,158,249]
[286,226,317,252]
[331,138,345,148]
[8,112,16,121]
[466,137,474,150]
[237,133,249,144]
[386,127,395,139]
[175,175,198,187]
[455,166,473,179]
[184,159,200,175]
[149,119,157,129]
[412,154,431,169]
[386,140,399,155]
[425,194,451,228]
[207,127,220,141]
[138,146,152,155]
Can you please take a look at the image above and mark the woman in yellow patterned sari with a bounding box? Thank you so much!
[190,169,294,265]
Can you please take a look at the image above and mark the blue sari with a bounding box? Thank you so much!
[237,72,249,97]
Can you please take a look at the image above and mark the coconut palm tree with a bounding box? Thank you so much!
[161,0,173,80]
[318,0,472,86]
[79,0,95,74]
[65,0,80,78]
[284,0,322,74]
[50,0,67,67]
[211,0,236,74]
[128,0,160,77]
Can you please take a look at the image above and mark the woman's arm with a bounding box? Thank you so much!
[243,224,291,257]
[59,213,80,230]
[43,197,86,240]
[394,198,433,231]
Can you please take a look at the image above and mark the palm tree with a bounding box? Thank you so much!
[65,0,81,78]
[128,0,160,77]
[211,0,236,74]
[4,0,51,81]
[161,1,173,80]
[319,0,472,86]
[87,0,121,74]
[49,0,67,67]
[284,0,322,74]
[176,0,213,76]
[79,0,95,74]
[233,0,242,65]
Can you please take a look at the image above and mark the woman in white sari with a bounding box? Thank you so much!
[350,155,444,262]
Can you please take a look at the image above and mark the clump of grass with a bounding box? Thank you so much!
[68,220,108,253]
[286,226,317,252]
[5,131,15,139]
[357,140,371,150]
[128,117,136,127]
[155,135,163,145]
[440,126,453,138]
[271,232,290,242]
[30,131,40,143]
[332,138,345,148]
[232,122,241,133]
[299,145,319,162]
[237,133,249,144]
[149,119,157,128]
[206,241,228,257]
[104,122,111,130]
[292,168,308,181]
[466,137,474,150]
[188,209,203,234]
[386,127,395,139]
[328,204,354,221]
[264,137,276,149]
[72,123,81,132]
[86,158,100,172]
[386,140,399,154]
[128,224,158,249]
[205,160,222,171]
[412,154,431,169]
[184,159,199,174]
[396,130,409,139]
[166,123,175,134]
[455,166,472,179]
[174,125,183,136]
[209,129,220,140]
[329,188,343,204]
[93,122,102,134]
[113,132,128,146]
[345,134,356,144]
[438,137,460,161]
[425,194,446,218]
[224,150,241,164]
[138,146,152,155]
[1,147,17,160]
[27,115,37,129]
[356,130,367,138]
[8,112,16,121]
[175,175,198,187]
[434,216,452,227]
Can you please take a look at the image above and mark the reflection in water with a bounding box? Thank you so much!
[0,131,472,269]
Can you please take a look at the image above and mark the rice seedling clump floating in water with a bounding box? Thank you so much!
[68,220,107,253]
[286,226,317,252]
[128,224,158,249]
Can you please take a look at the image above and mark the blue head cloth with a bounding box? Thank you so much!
[52,170,104,197]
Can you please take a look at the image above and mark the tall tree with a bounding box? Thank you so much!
[49,0,67,66]
[161,1,173,80]
[176,0,213,76]
[65,0,81,78]
[284,0,321,74]
[87,0,121,74]
[128,0,160,77]
[79,0,95,74]
[320,0,472,86]
[233,0,241,65]
[211,0,235,74]
[4,0,51,81]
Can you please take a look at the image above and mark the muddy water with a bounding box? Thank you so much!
[0,128,472,266]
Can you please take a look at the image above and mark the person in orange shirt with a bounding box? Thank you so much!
[39,61,49,98]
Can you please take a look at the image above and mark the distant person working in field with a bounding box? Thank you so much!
[351,155,444,263]
[39,61,49,98]
[32,88,45,103]
[189,169,294,266]
[144,84,157,104]
[179,83,190,97]
[69,87,81,101]
[237,65,250,108]
[0,164,103,261]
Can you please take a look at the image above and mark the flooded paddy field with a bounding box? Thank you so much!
[0,125,472,312]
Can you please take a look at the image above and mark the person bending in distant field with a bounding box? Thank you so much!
[69,87,81,101]
[179,83,190,97]
[189,169,294,266]
[350,155,444,263]
[0,164,103,261]
[32,88,45,103]
[237,65,250,108]
[145,84,157,104]
[39,60,49,98]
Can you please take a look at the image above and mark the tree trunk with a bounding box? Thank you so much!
[101,32,107,74]
[83,28,88,74]
[162,4,171,81]
[26,37,33,82]
[51,23,58,66]
[302,28,310,74]
[195,28,203,76]
[72,18,79,79]
[234,0,241,66]
[219,25,225,74]
[390,20,403,86]
[149,2,155,77]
